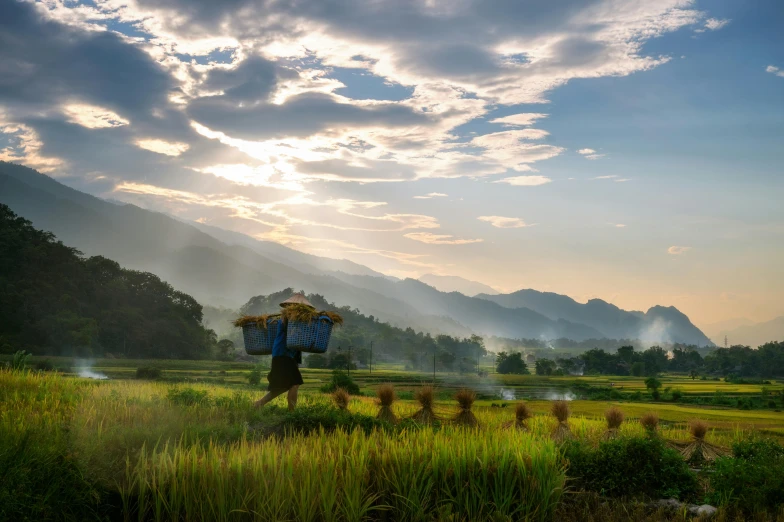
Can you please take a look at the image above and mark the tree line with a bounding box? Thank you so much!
[495,342,784,378]
[0,204,224,359]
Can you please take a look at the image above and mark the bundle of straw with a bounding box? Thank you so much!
[411,385,438,424]
[639,412,659,436]
[679,419,728,463]
[452,388,479,427]
[332,388,350,411]
[504,402,532,430]
[551,400,573,442]
[376,384,398,424]
[232,313,280,328]
[603,407,625,439]
[280,304,344,325]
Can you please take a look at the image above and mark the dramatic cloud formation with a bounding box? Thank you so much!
[4,0,769,323]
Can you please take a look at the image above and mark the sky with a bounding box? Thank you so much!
[1,0,783,329]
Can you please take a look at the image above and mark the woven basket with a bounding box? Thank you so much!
[286,316,334,353]
[241,318,280,355]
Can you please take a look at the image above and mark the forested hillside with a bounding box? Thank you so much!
[238,289,487,372]
[0,204,217,358]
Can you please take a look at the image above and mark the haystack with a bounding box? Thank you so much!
[639,412,659,436]
[232,313,280,328]
[411,385,438,424]
[453,388,479,427]
[603,406,624,439]
[281,304,344,325]
[376,384,398,424]
[551,400,574,442]
[678,419,728,463]
[332,387,350,411]
[504,402,532,430]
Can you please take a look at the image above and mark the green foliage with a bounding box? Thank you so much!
[0,431,106,521]
[10,350,31,371]
[305,353,328,368]
[707,439,784,513]
[0,204,213,359]
[166,387,211,406]
[34,359,56,371]
[630,361,645,377]
[536,358,557,375]
[562,437,698,500]
[135,366,162,379]
[644,376,662,400]
[320,369,360,394]
[247,363,264,386]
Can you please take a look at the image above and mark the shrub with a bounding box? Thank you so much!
[707,439,784,513]
[670,388,683,401]
[136,366,162,380]
[563,437,697,500]
[319,370,360,395]
[247,364,264,386]
[167,387,211,406]
[306,353,328,368]
[11,350,31,371]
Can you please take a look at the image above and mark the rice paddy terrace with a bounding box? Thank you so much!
[3,357,784,520]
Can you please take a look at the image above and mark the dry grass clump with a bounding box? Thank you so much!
[505,402,532,430]
[411,385,438,424]
[678,419,728,463]
[551,400,574,442]
[281,304,344,325]
[452,388,479,427]
[603,407,624,439]
[332,387,350,410]
[639,412,659,434]
[232,314,280,328]
[376,384,398,424]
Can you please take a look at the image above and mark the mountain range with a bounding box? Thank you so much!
[0,162,713,345]
[703,316,784,348]
[418,274,499,297]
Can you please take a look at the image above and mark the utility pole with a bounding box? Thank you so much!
[348,345,352,378]
[433,354,436,383]
[724,335,728,349]
[369,341,373,374]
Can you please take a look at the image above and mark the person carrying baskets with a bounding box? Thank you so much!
[253,293,312,410]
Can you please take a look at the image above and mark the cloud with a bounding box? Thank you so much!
[613,223,626,228]
[592,175,617,180]
[695,18,730,33]
[490,113,549,127]
[404,232,483,245]
[578,148,605,160]
[766,65,784,78]
[494,175,552,186]
[63,105,130,129]
[413,192,448,199]
[667,246,691,255]
[615,178,631,182]
[136,139,190,156]
[477,216,532,228]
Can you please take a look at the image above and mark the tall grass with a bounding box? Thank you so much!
[123,428,564,522]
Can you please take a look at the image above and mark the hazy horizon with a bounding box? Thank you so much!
[1,0,782,328]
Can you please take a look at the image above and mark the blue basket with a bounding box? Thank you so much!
[241,318,280,355]
[286,316,334,353]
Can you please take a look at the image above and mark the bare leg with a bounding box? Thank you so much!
[254,389,286,409]
[287,385,300,411]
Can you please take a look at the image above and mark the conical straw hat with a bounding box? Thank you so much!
[280,293,315,308]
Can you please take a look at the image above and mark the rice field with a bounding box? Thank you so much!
[2,365,784,521]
